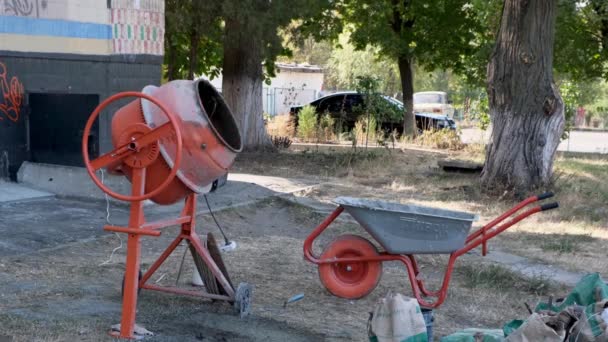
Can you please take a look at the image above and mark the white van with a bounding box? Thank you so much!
[413,91,455,118]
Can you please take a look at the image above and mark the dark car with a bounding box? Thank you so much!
[289,92,456,134]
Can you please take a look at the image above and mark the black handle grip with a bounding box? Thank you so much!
[540,202,559,211]
[537,192,554,200]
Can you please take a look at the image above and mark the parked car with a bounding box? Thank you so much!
[289,92,456,134]
[413,91,455,117]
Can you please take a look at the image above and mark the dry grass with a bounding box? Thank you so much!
[203,199,552,340]
[492,156,608,276]
[2,146,604,341]
[233,147,608,280]
[458,263,554,296]
[234,147,607,336]
[415,129,466,151]
[266,114,295,138]
[0,196,549,341]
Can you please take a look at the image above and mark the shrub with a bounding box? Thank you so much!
[297,105,317,142]
[354,116,377,145]
[318,112,336,143]
[271,136,292,149]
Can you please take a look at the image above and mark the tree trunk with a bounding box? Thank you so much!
[166,43,177,81]
[481,0,565,193]
[221,18,273,151]
[397,55,416,137]
[188,29,199,80]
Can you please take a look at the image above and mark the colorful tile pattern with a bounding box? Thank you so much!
[110,0,164,55]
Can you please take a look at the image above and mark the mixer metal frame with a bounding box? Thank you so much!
[105,189,236,339]
[82,92,241,340]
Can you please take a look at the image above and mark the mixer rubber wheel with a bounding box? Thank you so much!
[190,233,233,296]
[121,270,143,298]
[233,282,252,318]
[318,234,382,299]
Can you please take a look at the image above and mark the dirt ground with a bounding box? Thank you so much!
[0,146,605,341]
[0,197,551,342]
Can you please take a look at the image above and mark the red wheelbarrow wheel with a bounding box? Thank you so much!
[319,234,382,299]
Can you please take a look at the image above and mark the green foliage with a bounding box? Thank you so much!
[413,67,451,93]
[221,0,335,79]
[297,105,318,142]
[471,95,490,131]
[354,75,401,124]
[555,0,608,81]
[457,0,504,87]
[559,78,607,136]
[305,0,489,137]
[319,112,335,130]
[164,0,334,81]
[163,0,223,80]
[318,112,336,142]
[278,34,333,66]
[324,33,401,95]
[340,0,481,72]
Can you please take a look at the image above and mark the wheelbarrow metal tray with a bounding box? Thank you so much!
[334,197,478,254]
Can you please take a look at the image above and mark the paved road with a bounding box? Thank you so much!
[461,128,608,154]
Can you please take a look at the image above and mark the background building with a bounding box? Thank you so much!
[0,0,165,180]
[206,63,324,116]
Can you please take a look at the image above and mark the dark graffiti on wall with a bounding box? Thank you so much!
[0,62,24,123]
[4,0,47,17]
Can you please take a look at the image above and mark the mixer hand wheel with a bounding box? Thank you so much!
[81,91,183,202]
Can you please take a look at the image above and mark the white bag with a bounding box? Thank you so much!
[369,292,428,342]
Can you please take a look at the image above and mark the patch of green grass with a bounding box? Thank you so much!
[540,234,595,254]
[553,157,608,222]
[556,158,608,175]
[459,263,553,296]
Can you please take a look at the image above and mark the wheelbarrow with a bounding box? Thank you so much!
[303,193,558,308]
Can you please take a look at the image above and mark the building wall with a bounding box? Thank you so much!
[0,0,165,178]
[205,65,325,116]
[269,69,324,115]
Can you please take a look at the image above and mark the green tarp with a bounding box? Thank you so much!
[440,328,505,342]
[442,273,607,342]
[504,273,608,340]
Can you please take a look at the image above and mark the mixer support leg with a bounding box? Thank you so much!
[184,194,235,298]
[117,168,146,339]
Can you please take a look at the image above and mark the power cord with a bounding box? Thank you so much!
[99,168,123,266]
[203,194,230,245]
[203,194,236,252]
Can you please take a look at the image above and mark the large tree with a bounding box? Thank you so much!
[164,0,222,81]
[481,0,565,192]
[316,0,482,136]
[164,0,332,150]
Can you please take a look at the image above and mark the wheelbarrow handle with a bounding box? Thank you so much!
[540,202,559,211]
[536,192,554,201]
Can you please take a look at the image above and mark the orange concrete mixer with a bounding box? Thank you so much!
[81,79,250,339]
